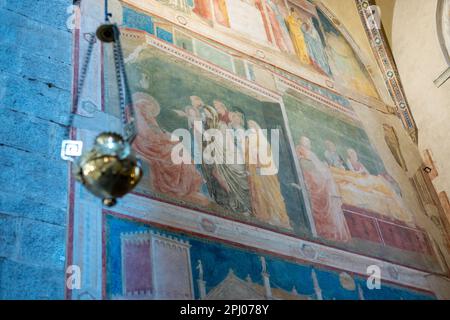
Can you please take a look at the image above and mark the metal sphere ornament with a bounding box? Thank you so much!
[96,24,115,43]
[73,133,143,207]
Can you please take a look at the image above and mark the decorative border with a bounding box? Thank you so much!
[355,0,418,143]
[275,75,358,120]
[141,32,281,101]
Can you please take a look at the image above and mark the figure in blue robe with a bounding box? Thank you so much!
[302,19,332,76]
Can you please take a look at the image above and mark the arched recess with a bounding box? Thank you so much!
[437,0,450,65]
[315,1,383,101]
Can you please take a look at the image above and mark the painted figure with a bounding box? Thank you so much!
[346,148,369,175]
[323,140,346,169]
[324,32,378,97]
[296,136,351,242]
[174,96,212,196]
[133,92,208,205]
[213,99,232,124]
[264,0,294,53]
[193,0,213,20]
[213,0,230,27]
[302,19,332,76]
[285,7,311,65]
[247,120,291,229]
[203,102,252,215]
[330,148,413,223]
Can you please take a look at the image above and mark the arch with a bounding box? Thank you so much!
[315,1,381,99]
[437,0,450,64]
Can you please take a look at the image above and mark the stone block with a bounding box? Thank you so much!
[0,258,65,299]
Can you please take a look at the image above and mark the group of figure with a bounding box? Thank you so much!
[191,0,331,75]
[131,90,409,241]
[133,92,292,230]
[296,135,411,241]
[285,6,332,76]
[189,0,377,96]
[192,0,230,27]
[296,137,374,242]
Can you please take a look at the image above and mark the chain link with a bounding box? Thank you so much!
[67,32,96,137]
[112,26,127,128]
[113,24,137,143]
[69,0,135,142]
[69,24,136,142]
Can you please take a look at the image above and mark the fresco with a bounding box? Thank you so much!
[310,4,378,97]
[120,4,356,108]
[135,0,379,98]
[283,93,440,271]
[103,4,444,272]
[105,213,435,300]
[107,37,312,236]
[62,0,450,301]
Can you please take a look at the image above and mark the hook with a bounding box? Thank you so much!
[104,0,113,22]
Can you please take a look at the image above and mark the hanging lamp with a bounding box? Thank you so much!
[69,0,143,207]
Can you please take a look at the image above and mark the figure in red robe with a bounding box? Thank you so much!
[296,136,351,242]
[193,0,213,21]
[133,92,208,206]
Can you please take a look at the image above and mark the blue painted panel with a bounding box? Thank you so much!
[106,215,435,300]
[123,6,154,34]
[156,27,174,44]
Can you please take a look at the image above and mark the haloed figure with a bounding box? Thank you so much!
[302,19,332,76]
[213,99,231,125]
[173,95,212,197]
[285,7,311,65]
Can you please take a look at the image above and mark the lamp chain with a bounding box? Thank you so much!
[67,9,136,143]
[112,25,137,142]
[67,32,96,137]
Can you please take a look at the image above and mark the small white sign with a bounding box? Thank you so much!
[61,140,83,161]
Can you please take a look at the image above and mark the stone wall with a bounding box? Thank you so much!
[0,0,72,299]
